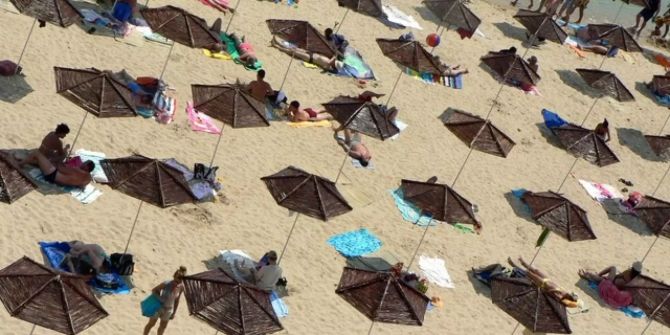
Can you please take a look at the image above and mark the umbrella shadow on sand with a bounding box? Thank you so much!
[0,74,33,103]
[600,199,653,236]
[616,127,662,162]
[412,5,448,30]
[555,69,600,99]
[504,191,536,225]
[534,123,564,150]
[466,269,492,299]
[492,22,527,43]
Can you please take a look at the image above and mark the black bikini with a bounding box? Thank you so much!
[44,170,58,183]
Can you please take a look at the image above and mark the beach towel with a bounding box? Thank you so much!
[654,92,670,106]
[578,179,623,203]
[202,49,233,60]
[390,119,407,140]
[404,67,463,89]
[419,256,454,288]
[219,33,263,71]
[382,4,422,30]
[351,157,375,170]
[143,32,172,45]
[25,167,102,204]
[287,120,332,128]
[218,249,255,283]
[186,102,221,134]
[336,47,375,80]
[270,291,289,318]
[39,242,131,294]
[390,188,435,227]
[541,109,568,129]
[587,281,646,318]
[327,229,382,257]
[511,188,531,214]
[198,0,231,11]
[655,53,670,70]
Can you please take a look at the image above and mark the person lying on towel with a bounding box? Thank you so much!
[271,36,345,73]
[573,26,617,56]
[433,55,469,76]
[225,33,257,67]
[578,262,642,309]
[16,150,94,188]
[509,257,584,309]
[334,128,374,167]
[62,241,111,275]
[287,100,333,122]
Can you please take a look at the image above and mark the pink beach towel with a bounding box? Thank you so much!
[186,102,221,134]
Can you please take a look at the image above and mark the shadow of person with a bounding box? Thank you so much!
[555,69,600,98]
[535,122,564,149]
[504,191,537,225]
[616,127,663,162]
[0,73,33,103]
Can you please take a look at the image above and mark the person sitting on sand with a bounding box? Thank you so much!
[17,150,94,188]
[578,262,642,309]
[250,251,283,291]
[63,241,109,275]
[271,36,344,73]
[527,56,539,73]
[287,100,333,122]
[620,191,643,213]
[248,69,273,102]
[594,118,610,142]
[325,28,348,55]
[39,123,71,165]
[509,257,583,308]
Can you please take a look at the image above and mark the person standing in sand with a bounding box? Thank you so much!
[631,0,661,38]
[143,267,187,335]
[39,123,70,165]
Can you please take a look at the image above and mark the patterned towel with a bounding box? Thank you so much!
[327,229,382,257]
[390,188,435,227]
[404,68,463,89]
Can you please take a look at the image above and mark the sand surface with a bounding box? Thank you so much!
[0,0,669,334]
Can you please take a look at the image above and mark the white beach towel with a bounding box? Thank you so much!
[218,249,255,283]
[351,157,375,170]
[418,255,454,288]
[382,4,422,30]
[75,149,108,183]
[70,184,103,204]
[578,179,624,203]
[390,119,407,140]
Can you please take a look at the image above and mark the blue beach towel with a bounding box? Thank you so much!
[541,109,567,129]
[327,229,382,257]
[390,188,435,227]
[270,291,289,318]
[39,241,131,295]
[336,47,375,80]
[112,1,133,22]
[654,92,670,106]
[587,281,646,318]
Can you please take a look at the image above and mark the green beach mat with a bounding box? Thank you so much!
[219,33,263,71]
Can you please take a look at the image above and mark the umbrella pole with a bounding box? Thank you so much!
[208,124,225,168]
[278,52,294,93]
[333,149,350,184]
[640,235,660,264]
[224,0,243,33]
[29,324,36,335]
[405,222,430,271]
[384,70,403,107]
[366,321,375,335]
[640,320,653,335]
[15,19,37,74]
[159,42,176,81]
[123,201,145,255]
[334,9,350,34]
[277,213,301,264]
[66,110,90,158]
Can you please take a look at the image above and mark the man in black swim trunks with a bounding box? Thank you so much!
[17,150,95,188]
[632,0,661,38]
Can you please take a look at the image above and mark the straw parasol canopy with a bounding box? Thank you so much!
[192,83,270,128]
[54,67,136,118]
[422,0,481,33]
[266,19,337,58]
[480,52,540,86]
[10,0,82,27]
[442,109,515,157]
[650,75,670,96]
[491,275,571,334]
[645,135,670,159]
[634,195,670,238]
[576,68,634,102]
[337,0,383,18]
[261,166,352,221]
[100,155,197,208]
[513,9,567,44]
[623,274,670,328]
[553,124,620,167]
[182,268,283,335]
[0,150,37,204]
[400,178,478,227]
[0,257,108,335]
[322,96,399,140]
[140,5,220,48]
[520,191,596,241]
[590,24,642,52]
[335,267,430,326]
[376,38,443,75]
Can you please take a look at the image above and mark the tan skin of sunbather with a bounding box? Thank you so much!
[509,257,581,308]
[16,150,94,188]
[574,26,609,55]
[39,124,70,166]
[286,100,332,122]
[578,262,642,289]
[248,69,273,102]
[270,36,343,72]
[432,56,469,76]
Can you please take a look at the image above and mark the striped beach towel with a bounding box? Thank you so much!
[404,68,463,89]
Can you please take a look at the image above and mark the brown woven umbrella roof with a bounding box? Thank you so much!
[266,19,337,58]
[0,150,37,204]
[337,0,383,18]
[651,75,670,96]
[520,191,596,241]
[10,0,81,27]
[100,155,197,208]
[644,135,670,159]
[336,267,430,326]
[0,257,108,335]
[491,275,571,334]
[261,166,352,221]
[376,38,443,75]
[322,96,399,140]
[54,67,136,118]
[481,52,540,86]
[140,5,220,49]
[192,83,270,128]
[553,124,620,167]
[623,274,670,327]
[182,268,283,335]
[442,109,515,157]
[590,24,642,52]
[400,178,478,227]
[635,195,670,238]
[422,0,481,33]
[513,9,567,44]
[576,68,634,102]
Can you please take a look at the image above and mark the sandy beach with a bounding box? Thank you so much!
[0,0,669,334]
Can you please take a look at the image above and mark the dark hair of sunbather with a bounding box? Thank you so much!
[56,123,70,136]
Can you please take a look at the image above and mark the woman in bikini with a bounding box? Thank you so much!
[509,257,582,308]
[271,36,343,73]
[144,266,187,335]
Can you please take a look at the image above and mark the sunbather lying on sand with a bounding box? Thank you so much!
[334,129,373,167]
[17,150,94,188]
[271,36,344,73]
[433,56,469,76]
[509,257,582,308]
[578,262,642,309]
[574,26,611,55]
[287,100,333,122]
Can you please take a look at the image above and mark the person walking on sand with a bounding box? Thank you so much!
[631,0,661,38]
[143,267,187,335]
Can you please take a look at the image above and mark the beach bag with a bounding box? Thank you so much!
[95,273,120,290]
[110,253,135,276]
[141,294,162,317]
[0,60,20,76]
[153,86,176,124]
[193,163,218,182]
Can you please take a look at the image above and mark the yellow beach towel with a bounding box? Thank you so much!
[287,120,332,128]
[302,61,319,69]
[203,49,232,60]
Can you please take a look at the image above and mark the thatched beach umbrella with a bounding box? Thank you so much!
[480,52,540,86]
[645,135,670,159]
[140,5,220,49]
[192,83,270,128]
[54,67,137,118]
[623,274,670,328]
[553,124,620,167]
[513,9,567,44]
[0,150,36,204]
[0,257,108,335]
[335,267,430,326]
[520,191,597,241]
[101,155,197,208]
[182,268,283,335]
[266,19,337,58]
[591,24,642,52]
[322,96,399,140]
[261,166,352,221]
[337,0,383,18]
[650,75,670,96]
[576,68,634,102]
[423,0,481,34]
[635,195,670,238]
[442,109,515,157]
[376,39,443,75]
[491,275,571,334]
[10,0,81,27]
[400,178,478,226]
